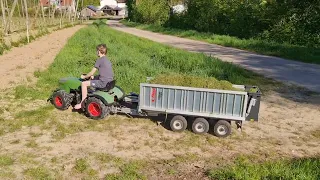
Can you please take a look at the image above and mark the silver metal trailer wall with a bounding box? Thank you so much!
[139,83,249,121]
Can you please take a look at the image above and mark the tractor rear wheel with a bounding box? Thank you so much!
[85,97,109,120]
[51,90,72,110]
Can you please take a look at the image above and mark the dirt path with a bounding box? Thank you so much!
[0,25,85,90]
[107,20,320,93]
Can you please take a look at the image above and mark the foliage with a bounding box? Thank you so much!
[127,0,320,48]
[127,0,170,25]
[122,20,320,64]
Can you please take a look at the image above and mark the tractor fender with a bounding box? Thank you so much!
[88,94,114,106]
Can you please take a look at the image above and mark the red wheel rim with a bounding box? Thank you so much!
[55,96,63,107]
[88,102,102,117]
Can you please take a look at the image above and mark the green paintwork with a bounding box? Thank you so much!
[58,77,82,93]
[91,86,124,104]
[57,77,125,104]
[112,86,125,99]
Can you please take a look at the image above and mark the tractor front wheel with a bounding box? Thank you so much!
[85,97,109,120]
[51,90,72,110]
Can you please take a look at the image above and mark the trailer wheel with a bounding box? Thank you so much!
[213,120,231,137]
[192,118,209,134]
[170,115,187,132]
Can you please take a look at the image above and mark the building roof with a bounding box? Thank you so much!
[60,0,73,6]
[40,0,73,6]
[116,0,127,3]
[40,0,50,6]
[113,6,122,11]
[87,5,99,12]
[100,5,122,11]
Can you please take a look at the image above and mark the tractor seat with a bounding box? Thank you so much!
[96,80,116,92]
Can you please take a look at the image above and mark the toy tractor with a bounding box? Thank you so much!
[47,75,139,120]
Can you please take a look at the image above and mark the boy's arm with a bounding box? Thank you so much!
[82,67,97,79]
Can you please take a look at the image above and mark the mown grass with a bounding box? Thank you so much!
[0,105,54,135]
[207,156,320,180]
[105,161,146,180]
[20,19,278,101]
[0,155,14,167]
[24,167,53,180]
[121,20,320,65]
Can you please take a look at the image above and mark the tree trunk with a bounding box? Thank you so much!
[23,0,29,43]
[52,4,56,19]
[40,3,45,23]
[81,0,83,23]
[4,0,18,35]
[59,2,63,28]
[0,0,6,34]
[17,0,22,17]
[73,0,80,25]
[20,0,25,18]
[31,2,40,29]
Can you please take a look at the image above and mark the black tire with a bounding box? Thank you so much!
[213,120,231,138]
[170,115,188,132]
[85,97,109,120]
[51,90,72,110]
[192,118,209,134]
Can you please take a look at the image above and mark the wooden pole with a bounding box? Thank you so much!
[23,0,29,43]
[73,0,79,25]
[59,0,62,28]
[81,0,83,23]
[4,0,18,35]
[17,0,22,17]
[20,0,24,18]
[40,3,45,23]
[0,0,6,34]
[31,2,40,29]
[52,3,56,19]
[48,2,51,20]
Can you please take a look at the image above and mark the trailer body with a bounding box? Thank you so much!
[138,83,261,122]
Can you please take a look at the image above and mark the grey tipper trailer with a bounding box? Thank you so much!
[137,83,261,137]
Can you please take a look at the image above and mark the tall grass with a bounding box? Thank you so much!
[207,156,320,180]
[121,21,320,65]
[31,20,276,99]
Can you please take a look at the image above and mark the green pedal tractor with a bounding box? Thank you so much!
[47,75,139,120]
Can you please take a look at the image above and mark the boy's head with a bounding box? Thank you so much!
[96,44,107,57]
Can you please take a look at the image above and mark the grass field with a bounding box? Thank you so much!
[207,156,320,180]
[121,21,320,65]
[1,20,319,179]
[25,19,279,100]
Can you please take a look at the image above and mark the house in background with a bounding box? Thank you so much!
[80,5,98,19]
[99,0,127,16]
[40,0,76,13]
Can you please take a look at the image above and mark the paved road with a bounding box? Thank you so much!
[107,20,320,92]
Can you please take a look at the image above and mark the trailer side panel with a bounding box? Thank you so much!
[139,84,248,121]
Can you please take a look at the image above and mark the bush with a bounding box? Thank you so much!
[128,0,320,47]
[130,0,170,25]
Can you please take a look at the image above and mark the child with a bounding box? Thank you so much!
[74,44,114,109]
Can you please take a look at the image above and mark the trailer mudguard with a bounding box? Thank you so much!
[245,86,262,121]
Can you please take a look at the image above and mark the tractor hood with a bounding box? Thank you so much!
[58,77,82,93]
